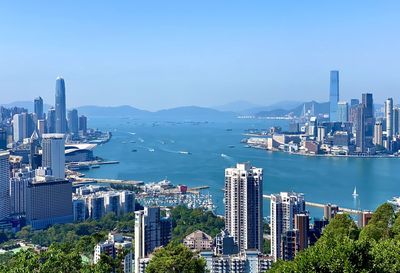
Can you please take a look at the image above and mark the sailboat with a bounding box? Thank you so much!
[352,186,359,198]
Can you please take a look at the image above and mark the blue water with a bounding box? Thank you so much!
[82,117,400,218]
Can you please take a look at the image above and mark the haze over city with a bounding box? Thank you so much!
[1,1,400,110]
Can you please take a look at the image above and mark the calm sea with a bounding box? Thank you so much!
[81,117,400,218]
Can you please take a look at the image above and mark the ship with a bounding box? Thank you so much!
[179,151,191,155]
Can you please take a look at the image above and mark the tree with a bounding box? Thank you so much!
[359,203,394,241]
[145,243,207,273]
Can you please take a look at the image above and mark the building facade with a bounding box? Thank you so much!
[329,70,339,122]
[41,134,65,179]
[55,77,67,134]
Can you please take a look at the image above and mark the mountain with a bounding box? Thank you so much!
[76,105,150,117]
[255,101,329,117]
[213,100,263,113]
[154,106,234,120]
[243,100,303,115]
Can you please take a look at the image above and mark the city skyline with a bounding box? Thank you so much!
[1,1,400,110]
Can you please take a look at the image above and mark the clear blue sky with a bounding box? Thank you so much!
[0,1,399,110]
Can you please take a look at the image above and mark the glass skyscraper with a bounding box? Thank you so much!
[337,101,348,122]
[34,96,44,120]
[55,77,67,133]
[329,71,339,122]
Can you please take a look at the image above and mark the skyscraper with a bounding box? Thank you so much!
[362,93,374,119]
[270,192,305,261]
[337,101,348,122]
[79,115,88,134]
[67,109,79,135]
[55,77,67,133]
[394,108,399,136]
[329,71,339,122]
[13,113,25,142]
[41,134,65,179]
[134,207,172,273]
[0,151,10,220]
[47,107,56,134]
[385,98,393,141]
[373,121,383,146]
[34,96,44,120]
[224,163,263,252]
[355,104,366,153]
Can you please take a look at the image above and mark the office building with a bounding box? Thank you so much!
[385,98,393,140]
[362,93,374,119]
[25,174,73,229]
[317,126,326,143]
[355,105,366,153]
[329,70,339,122]
[41,134,65,179]
[55,77,67,133]
[394,108,399,136]
[13,113,25,142]
[134,207,172,273]
[337,101,348,122]
[47,107,56,134]
[183,230,213,251]
[270,192,305,261]
[37,119,46,136]
[350,99,360,108]
[67,109,79,135]
[94,232,133,273]
[373,121,383,146]
[0,128,7,150]
[0,151,10,220]
[224,163,263,252]
[79,115,87,134]
[34,96,44,120]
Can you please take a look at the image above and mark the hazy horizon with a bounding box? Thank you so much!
[1,1,400,110]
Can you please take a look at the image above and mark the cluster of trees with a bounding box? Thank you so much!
[170,206,225,243]
[0,206,221,272]
[269,203,400,273]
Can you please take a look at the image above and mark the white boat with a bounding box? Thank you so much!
[352,186,359,198]
[148,148,155,152]
[179,151,191,155]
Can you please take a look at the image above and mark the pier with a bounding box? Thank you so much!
[263,194,363,215]
[72,177,143,186]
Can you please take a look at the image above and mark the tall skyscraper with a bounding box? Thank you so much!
[355,104,366,153]
[0,151,10,220]
[13,113,25,142]
[394,108,399,136]
[34,96,44,120]
[0,128,7,150]
[79,115,88,134]
[373,121,383,146]
[41,134,65,179]
[134,207,172,273]
[385,98,393,140]
[55,77,67,133]
[224,163,263,252]
[270,192,305,261]
[329,70,339,122]
[47,107,56,134]
[337,101,348,122]
[294,213,309,251]
[67,109,79,135]
[362,93,374,119]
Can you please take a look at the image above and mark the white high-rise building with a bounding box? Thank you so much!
[224,163,263,252]
[13,114,25,143]
[41,134,65,179]
[10,167,35,216]
[373,121,383,146]
[385,98,393,140]
[270,192,305,261]
[0,151,10,220]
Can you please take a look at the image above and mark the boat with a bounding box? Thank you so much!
[221,153,228,158]
[244,145,251,148]
[179,151,191,155]
[148,148,155,152]
[352,186,358,198]
[91,165,100,169]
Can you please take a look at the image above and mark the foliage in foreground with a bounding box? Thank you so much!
[145,243,207,273]
[268,203,400,273]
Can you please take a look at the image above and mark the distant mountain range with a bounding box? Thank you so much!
[1,100,332,120]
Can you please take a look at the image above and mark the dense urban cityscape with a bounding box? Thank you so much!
[2,1,400,273]
[0,72,398,272]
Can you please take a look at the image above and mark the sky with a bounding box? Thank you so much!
[0,1,399,111]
